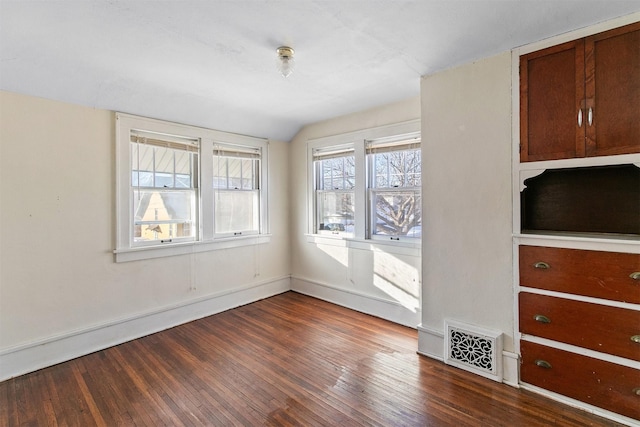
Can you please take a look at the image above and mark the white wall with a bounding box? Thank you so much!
[0,91,291,380]
[289,97,423,327]
[418,52,516,380]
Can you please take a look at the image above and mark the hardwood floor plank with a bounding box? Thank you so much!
[0,292,629,426]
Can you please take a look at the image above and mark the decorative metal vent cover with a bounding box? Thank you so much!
[444,319,503,382]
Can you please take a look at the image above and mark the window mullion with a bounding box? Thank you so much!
[353,140,366,240]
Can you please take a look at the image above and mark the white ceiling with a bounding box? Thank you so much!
[1,1,639,141]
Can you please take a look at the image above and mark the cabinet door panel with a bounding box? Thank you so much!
[586,22,640,157]
[519,292,640,361]
[520,341,640,420]
[520,40,584,162]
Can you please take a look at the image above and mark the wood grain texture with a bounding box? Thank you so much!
[519,292,640,361]
[586,21,640,157]
[520,39,584,162]
[519,245,640,303]
[520,165,640,237]
[0,292,628,426]
[521,340,640,421]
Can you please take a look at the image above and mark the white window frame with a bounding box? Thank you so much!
[313,145,356,238]
[306,120,420,255]
[212,143,262,238]
[367,135,421,242]
[115,113,270,262]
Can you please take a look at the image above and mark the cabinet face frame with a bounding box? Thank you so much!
[512,13,640,425]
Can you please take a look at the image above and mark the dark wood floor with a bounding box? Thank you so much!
[0,291,626,426]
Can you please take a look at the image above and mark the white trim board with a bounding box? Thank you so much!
[0,276,290,381]
[290,276,421,328]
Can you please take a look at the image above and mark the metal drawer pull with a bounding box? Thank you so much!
[634,387,640,396]
[630,272,640,280]
[534,314,551,324]
[533,261,550,270]
[587,107,593,126]
[631,335,640,344]
[535,359,552,369]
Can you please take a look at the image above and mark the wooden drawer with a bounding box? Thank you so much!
[520,341,640,420]
[519,246,640,303]
[519,292,640,361]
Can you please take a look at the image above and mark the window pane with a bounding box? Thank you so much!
[154,146,174,174]
[175,173,191,188]
[214,190,259,234]
[155,172,173,188]
[132,143,196,189]
[317,191,354,234]
[174,150,191,175]
[372,149,421,189]
[133,190,196,242]
[241,159,255,190]
[372,190,421,237]
[213,156,227,188]
[317,156,355,190]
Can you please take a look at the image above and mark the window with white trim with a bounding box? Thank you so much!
[313,146,355,237]
[131,130,199,246]
[213,144,261,237]
[116,113,269,262]
[307,121,421,246]
[367,136,421,240]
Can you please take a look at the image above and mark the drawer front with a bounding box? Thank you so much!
[519,245,640,303]
[520,341,640,420]
[519,292,640,361]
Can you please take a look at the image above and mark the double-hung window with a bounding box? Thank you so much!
[131,131,199,246]
[213,144,261,237]
[307,120,421,248]
[116,113,269,262]
[367,137,421,241]
[313,146,355,237]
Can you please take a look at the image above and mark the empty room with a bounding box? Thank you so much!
[1,1,639,426]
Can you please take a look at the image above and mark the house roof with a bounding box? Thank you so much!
[1,1,638,141]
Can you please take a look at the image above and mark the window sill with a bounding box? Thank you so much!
[305,234,420,257]
[114,234,272,262]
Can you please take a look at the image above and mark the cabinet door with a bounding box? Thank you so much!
[585,22,640,157]
[520,40,585,162]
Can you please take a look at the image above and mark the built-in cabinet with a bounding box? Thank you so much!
[516,19,640,425]
[520,21,640,162]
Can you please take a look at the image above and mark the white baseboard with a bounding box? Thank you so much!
[0,276,290,381]
[417,324,520,387]
[290,276,421,328]
[520,383,639,427]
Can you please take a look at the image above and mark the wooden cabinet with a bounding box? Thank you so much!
[516,19,640,423]
[520,21,640,162]
[520,341,640,420]
[518,245,640,419]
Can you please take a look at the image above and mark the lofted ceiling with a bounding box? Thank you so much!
[1,1,639,141]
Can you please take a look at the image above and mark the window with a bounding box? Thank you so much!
[116,113,269,262]
[313,146,355,237]
[367,137,421,240]
[213,144,261,236]
[308,120,421,246]
[131,131,199,246]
